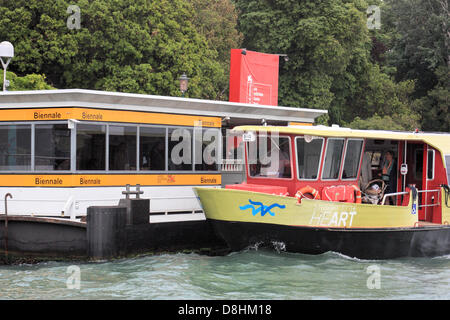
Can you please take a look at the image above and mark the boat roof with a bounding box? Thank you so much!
[233,125,450,155]
[0,89,327,125]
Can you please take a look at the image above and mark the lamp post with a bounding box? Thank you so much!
[0,41,14,92]
[179,73,189,97]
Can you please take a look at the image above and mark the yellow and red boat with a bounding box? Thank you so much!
[195,125,450,259]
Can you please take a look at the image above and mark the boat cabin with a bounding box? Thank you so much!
[228,125,450,225]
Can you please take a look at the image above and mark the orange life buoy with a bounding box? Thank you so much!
[295,186,320,203]
[351,185,362,204]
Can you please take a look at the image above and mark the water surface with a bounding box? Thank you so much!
[1,248,449,299]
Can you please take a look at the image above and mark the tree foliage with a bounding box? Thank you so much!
[234,0,420,130]
[0,0,446,131]
[380,0,449,132]
[0,71,54,91]
[0,0,241,99]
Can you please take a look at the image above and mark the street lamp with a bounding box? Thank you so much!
[179,73,189,97]
[0,41,14,92]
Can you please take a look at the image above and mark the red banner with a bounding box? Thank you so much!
[229,49,279,106]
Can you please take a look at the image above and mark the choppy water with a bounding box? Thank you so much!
[0,247,449,300]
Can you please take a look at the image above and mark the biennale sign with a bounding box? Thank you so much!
[229,49,279,106]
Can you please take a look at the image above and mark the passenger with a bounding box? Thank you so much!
[379,151,397,204]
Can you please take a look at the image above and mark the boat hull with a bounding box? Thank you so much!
[208,219,450,259]
[195,187,450,259]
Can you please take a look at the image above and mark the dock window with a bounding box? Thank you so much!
[169,128,193,171]
[35,124,71,171]
[322,138,344,180]
[195,128,220,171]
[0,125,31,171]
[248,135,292,179]
[140,127,166,171]
[342,139,363,179]
[109,125,137,171]
[296,136,323,180]
[76,124,106,170]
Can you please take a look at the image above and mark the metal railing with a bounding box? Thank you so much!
[381,189,441,207]
[381,191,409,205]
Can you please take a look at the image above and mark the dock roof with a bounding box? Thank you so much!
[0,89,327,125]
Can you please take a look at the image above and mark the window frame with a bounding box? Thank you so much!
[246,134,294,181]
[294,136,324,181]
[321,137,346,181]
[0,120,221,174]
[340,138,364,181]
[427,149,435,181]
[0,121,70,173]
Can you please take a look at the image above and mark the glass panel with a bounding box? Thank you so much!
[322,138,344,179]
[446,155,450,184]
[427,150,434,180]
[109,126,136,171]
[415,149,423,180]
[342,140,363,179]
[296,137,323,179]
[195,128,220,171]
[76,124,106,170]
[140,127,166,171]
[223,132,244,161]
[35,124,71,170]
[248,135,291,179]
[0,125,31,171]
[168,128,193,171]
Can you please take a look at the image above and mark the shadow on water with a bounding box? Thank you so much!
[0,246,449,300]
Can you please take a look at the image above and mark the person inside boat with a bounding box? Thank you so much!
[379,150,397,204]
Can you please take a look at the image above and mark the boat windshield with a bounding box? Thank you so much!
[248,135,292,179]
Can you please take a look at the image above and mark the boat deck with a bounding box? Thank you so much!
[417,221,445,228]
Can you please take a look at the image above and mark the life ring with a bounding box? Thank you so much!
[295,186,320,203]
[351,185,362,204]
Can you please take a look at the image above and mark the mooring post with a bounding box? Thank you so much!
[3,193,12,261]
[119,184,149,225]
[87,206,127,260]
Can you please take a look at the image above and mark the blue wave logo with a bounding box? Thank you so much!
[239,199,286,217]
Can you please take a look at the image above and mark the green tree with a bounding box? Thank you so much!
[0,71,54,91]
[383,0,449,131]
[0,0,230,99]
[234,0,419,130]
[188,0,243,99]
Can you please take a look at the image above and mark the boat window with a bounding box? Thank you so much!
[296,137,323,180]
[76,124,106,170]
[322,138,345,180]
[427,149,435,180]
[168,128,193,171]
[109,125,137,170]
[342,139,363,179]
[0,125,31,171]
[446,155,450,184]
[223,132,243,160]
[194,127,220,171]
[140,127,166,171]
[248,135,292,179]
[35,124,71,171]
[415,149,423,180]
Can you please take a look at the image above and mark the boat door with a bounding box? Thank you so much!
[402,142,439,221]
[404,142,426,219]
